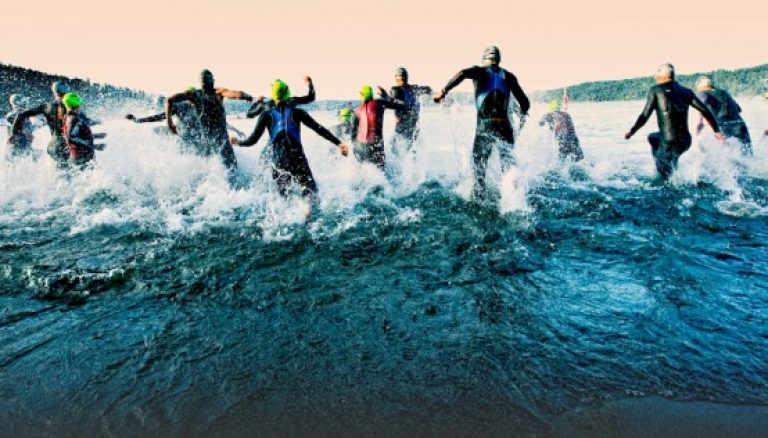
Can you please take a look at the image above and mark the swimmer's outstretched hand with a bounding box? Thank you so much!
[433,90,446,103]
[714,132,725,142]
[338,143,349,156]
[624,131,633,140]
[125,114,135,121]
[229,137,240,146]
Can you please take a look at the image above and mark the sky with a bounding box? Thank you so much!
[1,0,766,98]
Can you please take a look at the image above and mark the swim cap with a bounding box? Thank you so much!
[186,86,196,92]
[548,100,560,112]
[62,93,82,110]
[482,46,501,63]
[395,67,408,80]
[51,81,70,95]
[272,80,291,102]
[655,63,675,79]
[360,85,374,101]
[695,76,713,91]
[200,69,214,89]
[338,108,352,122]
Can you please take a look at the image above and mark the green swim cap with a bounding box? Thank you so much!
[360,85,374,101]
[62,93,82,110]
[272,80,291,102]
[338,108,352,122]
[548,100,560,112]
[186,86,196,92]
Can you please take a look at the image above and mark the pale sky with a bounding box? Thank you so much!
[1,0,766,98]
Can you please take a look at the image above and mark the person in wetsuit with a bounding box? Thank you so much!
[433,45,530,199]
[62,93,101,168]
[539,100,584,162]
[350,85,406,170]
[694,76,752,155]
[246,76,315,119]
[4,94,37,157]
[377,67,432,152]
[624,63,723,180]
[333,107,354,143]
[231,80,349,200]
[10,82,98,167]
[165,69,254,178]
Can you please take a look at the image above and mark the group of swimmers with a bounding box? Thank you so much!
[4,46,764,204]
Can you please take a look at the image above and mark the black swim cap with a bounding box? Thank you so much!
[200,69,214,89]
[395,67,408,80]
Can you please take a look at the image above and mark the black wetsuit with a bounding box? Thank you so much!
[442,65,530,198]
[237,104,341,197]
[132,102,202,150]
[5,110,35,156]
[351,99,405,169]
[246,82,315,119]
[386,84,431,150]
[184,88,237,171]
[628,81,720,180]
[64,112,95,167]
[11,100,67,165]
[696,88,751,155]
[539,111,584,161]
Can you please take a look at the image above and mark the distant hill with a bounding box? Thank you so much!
[0,63,151,114]
[532,63,768,102]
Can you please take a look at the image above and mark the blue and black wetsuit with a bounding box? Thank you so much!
[442,65,530,197]
[385,84,432,150]
[696,88,751,155]
[628,81,720,179]
[237,104,342,197]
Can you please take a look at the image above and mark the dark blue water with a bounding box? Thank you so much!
[2,172,767,436]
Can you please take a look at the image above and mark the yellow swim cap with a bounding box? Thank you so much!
[360,85,374,101]
[272,80,291,102]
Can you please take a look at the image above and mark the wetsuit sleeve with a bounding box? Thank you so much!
[237,112,270,146]
[506,73,530,114]
[296,109,341,146]
[442,67,481,93]
[134,112,167,123]
[381,99,407,111]
[690,95,720,133]
[289,82,316,106]
[413,85,433,95]
[246,102,265,119]
[388,87,405,106]
[10,104,47,135]
[628,89,657,135]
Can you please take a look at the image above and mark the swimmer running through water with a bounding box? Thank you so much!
[433,45,530,199]
[232,80,349,205]
[625,63,723,181]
